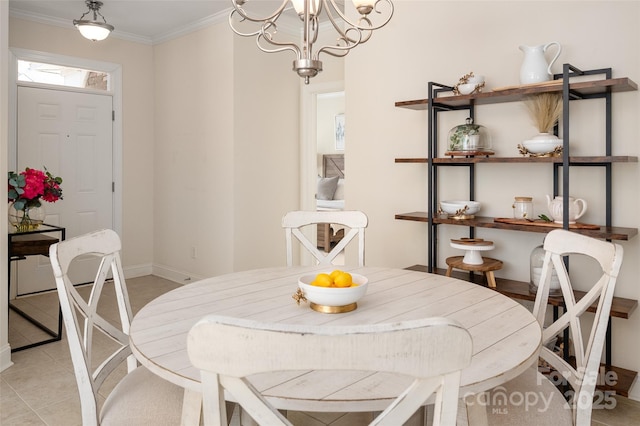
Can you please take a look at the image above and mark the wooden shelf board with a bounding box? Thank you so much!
[406,264,638,396]
[395,77,638,110]
[395,156,638,164]
[395,212,638,241]
[596,364,638,398]
[406,264,637,320]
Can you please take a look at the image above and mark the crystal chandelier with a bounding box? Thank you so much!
[73,0,114,41]
[229,0,394,84]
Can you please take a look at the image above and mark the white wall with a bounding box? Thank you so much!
[152,24,235,281]
[232,35,300,272]
[346,1,640,399]
[152,21,299,279]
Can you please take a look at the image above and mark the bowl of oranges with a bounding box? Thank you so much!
[298,270,368,313]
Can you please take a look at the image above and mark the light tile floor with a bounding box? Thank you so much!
[2,275,640,425]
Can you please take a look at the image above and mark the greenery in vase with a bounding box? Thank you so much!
[449,121,480,150]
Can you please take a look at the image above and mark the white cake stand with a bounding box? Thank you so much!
[450,239,495,265]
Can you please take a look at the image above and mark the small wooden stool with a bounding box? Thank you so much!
[445,256,503,288]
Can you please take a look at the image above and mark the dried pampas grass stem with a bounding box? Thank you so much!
[525,93,562,133]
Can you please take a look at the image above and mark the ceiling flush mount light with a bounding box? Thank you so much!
[73,0,114,41]
[229,0,394,84]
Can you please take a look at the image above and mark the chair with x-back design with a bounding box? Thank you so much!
[282,210,368,266]
[49,229,184,425]
[479,229,624,426]
[189,315,472,426]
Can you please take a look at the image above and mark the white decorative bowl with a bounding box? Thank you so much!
[298,273,368,313]
[440,200,481,216]
[457,83,477,95]
[522,135,563,154]
[467,75,485,85]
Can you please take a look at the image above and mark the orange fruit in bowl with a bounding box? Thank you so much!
[329,270,343,280]
[311,273,333,287]
[333,272,353,288]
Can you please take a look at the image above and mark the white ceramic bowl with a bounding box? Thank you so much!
[457,83,477,95]
[522,137,563,154]
[467,75,485,85]
[298,273,368,307]
[440,200,481,215]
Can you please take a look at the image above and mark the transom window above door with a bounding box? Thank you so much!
[17,60,110,91]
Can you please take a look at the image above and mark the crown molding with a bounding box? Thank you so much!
[151,10,228,45]
[9,7,231,46]
[9,7,315,46]
[9,8,153,44]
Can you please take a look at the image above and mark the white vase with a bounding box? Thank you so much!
[522,133,563,154]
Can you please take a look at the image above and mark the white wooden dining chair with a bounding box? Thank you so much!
[282,210,368,266]
[481,229,624,426]
[188,315,472,426]
[49,229,184,425]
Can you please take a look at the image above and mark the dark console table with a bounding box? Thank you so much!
[8,224,65,352]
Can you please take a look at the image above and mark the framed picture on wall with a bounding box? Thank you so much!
[335,113,345,150]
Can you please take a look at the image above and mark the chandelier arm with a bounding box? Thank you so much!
[229,0,289,24]
[228,14,302,58]
[316,46,350,59]
[326,0,394,31]
[323,6,369,47]
[315,27,365,59]
[256,34,302,58]
[228,11,268,38]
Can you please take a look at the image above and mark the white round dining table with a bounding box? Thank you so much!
[129,265,541,421]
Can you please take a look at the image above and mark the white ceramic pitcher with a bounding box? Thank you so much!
[546,195,587,224]
[519,42,562,84]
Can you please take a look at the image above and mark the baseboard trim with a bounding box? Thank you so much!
[123,263,153,279]
[0,343,14,372]
[152,263,205,285]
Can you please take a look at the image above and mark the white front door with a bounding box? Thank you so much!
[15,86,113,295]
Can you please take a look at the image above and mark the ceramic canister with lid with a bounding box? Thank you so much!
[512,196,533,219]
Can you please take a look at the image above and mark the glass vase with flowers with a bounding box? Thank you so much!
[8,167,63,232]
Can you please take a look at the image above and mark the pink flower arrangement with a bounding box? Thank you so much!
[8,167,63,211]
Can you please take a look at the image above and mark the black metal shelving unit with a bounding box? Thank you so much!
[395,66,638,271]
[394,64,639,396]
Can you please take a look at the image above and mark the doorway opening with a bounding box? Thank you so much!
[300,81,345,265]
[301,81,344,212]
